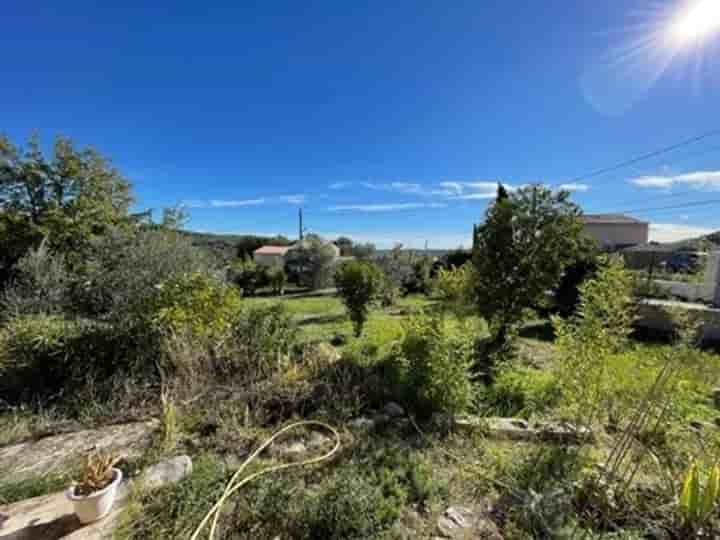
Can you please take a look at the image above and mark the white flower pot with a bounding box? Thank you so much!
[66,468,123,524]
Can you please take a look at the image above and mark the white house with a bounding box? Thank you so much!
[581,213,649,250]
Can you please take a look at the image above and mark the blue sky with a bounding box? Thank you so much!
[2,0,720,248]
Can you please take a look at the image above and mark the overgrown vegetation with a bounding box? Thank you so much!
[2,134,719,539]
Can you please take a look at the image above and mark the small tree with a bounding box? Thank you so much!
[473,184,589,373]
[334,260,383,336]
[352,242,376,260]
[266,263,287,296]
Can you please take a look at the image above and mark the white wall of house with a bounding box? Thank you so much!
[253,253,285,266]
[583,222,649,249]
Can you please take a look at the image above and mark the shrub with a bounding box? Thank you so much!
[226,304,297,380]
[151,272,242,346]
[432,262,475,311]
[0,315,78,400]
[334,261,384,337]
[302,467,405,539]
[389,315,476,417]
[1,240,72,319]
[266,263,287,295]
[480,365,561,417]
[228,258,268,296]
[0,315,146,402]
[74,227,215,321]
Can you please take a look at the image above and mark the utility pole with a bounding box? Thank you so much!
[298,208,304,241]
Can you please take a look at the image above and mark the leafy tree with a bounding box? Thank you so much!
[229,258,268,296]
[352,242,377,260]
[473,184,588,366]
[334,260,384,336]
[285,235,336,289]
[433,262,476,312]
[336,236,354,256]
[0,133,134,279]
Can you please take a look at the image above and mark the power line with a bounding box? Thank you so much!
[554,128,720,187]
[613,198,720,215]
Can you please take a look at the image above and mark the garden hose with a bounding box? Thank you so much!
[189,420,341,540]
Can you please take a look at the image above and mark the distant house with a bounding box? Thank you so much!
[253,239,341,266]
[581,213,649,250]
[253,245,292,266]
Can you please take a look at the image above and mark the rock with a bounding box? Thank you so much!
[453,415,593,444]
[349,417,375,430]
[383,402,405,418]
[269,441,307,459]
[0,420,159,484]
[141,455,192,490]
[0,455,191,540]
[436,505,503,540]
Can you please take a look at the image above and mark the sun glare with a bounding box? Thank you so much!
[669,0,720,45]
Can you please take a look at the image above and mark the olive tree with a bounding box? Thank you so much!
[334,260,383,336]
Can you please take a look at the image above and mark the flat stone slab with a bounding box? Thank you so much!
[0,455,191,540]
[453,415,594,444]
[0,421,158,484]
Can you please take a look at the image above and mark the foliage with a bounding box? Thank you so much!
[266,263,287,295]
[553,253,599,317]
[439,249,472,271]
[0,315,81,400]
[74,449,121,496]
[1,240,72,319]
[0,133,134,280]
[432,262,475,311]
[152,272,242,344]
[335,236,354,256]
[228,257,268,296]
[553,255,635,425]
[376,247,433,295]
[389,315,476,417]
[227,304,297,380]
[351,242,376,260]
[75,227,215,321]
[473,184,589,354]
[334,260,384,336]
[481,365,561,417]
[679,461,719,533]
[285,235,337,289]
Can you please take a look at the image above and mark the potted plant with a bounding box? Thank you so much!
[66,450,123,524]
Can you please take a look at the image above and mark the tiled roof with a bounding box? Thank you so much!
[581,213,648,225]
[253,245,291,255]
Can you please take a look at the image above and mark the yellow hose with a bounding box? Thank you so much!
[189,420,341,540]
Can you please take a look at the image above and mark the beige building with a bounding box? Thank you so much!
[581,213,649,250]
[253,245,292,266]
[253,240,341,266]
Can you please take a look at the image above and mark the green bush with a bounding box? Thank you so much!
[481,365,561,417]
[302,468,405,539]
[1,241,72,319]
[227,304,297,380]
[228,258,268,296]
[334,261,384,336]
[75,228,215,321]
[0,315,148,402]
[152,272,242,344]
[266,264,287,295]
[432,262,475,310]
[389,315,476,417]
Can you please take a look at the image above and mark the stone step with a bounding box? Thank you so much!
[0,455,192,540]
